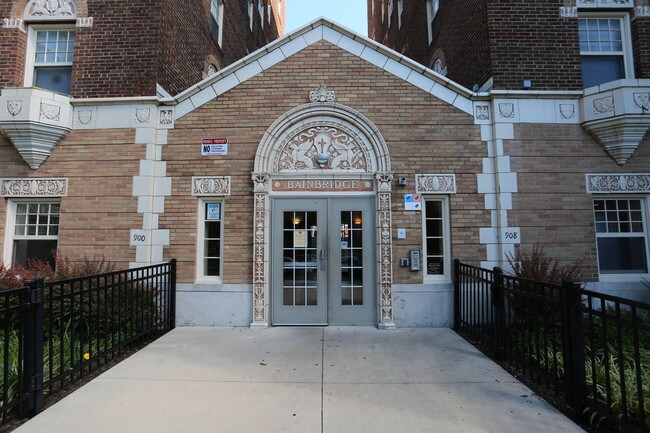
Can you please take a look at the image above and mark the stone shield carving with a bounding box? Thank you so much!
[40,102,61,121]
[634,93,649,111]
[7,100,22,117]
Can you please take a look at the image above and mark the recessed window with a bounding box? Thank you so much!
[32,30,75,94]
[579,15,634,88]
[198,201,223,280]
[423,199,449,277]
[398,0,404,29]
[8,201,60,268]
[210,0,224,46]
[594,198,648,274]
[426,0,440,44]
[258,0,264,28]
[248,0,254,30]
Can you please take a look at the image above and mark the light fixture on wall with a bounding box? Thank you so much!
[314,152,330,167]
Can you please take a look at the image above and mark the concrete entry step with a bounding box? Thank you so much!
[13,327,585,433]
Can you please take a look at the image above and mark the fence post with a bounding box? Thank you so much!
[492,267,506,360]
[561,281,586,417]
[22,278,44,417]
[453,259,460,330]
[169,259,177,329]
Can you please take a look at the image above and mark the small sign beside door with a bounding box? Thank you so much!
[404,194,422,211]
[201,138,228,156]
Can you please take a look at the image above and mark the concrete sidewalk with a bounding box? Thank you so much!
[15,327,585,433]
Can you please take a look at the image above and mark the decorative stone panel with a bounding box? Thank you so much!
[24,0,77,20]
[577,0,634,8]
[1,178,68,197]
[191,177,232,196]
[586,174,650,193]
[416,174,457,194]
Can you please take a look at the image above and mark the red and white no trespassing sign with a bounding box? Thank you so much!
[201,138,228,156]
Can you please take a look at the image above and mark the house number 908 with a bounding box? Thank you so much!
[504,232,518,240]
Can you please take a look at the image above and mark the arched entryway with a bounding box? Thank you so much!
[251,87,395,328]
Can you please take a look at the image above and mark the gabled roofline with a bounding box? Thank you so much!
[170,17,478,118]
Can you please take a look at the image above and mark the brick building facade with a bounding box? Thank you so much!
[1,1,650,328]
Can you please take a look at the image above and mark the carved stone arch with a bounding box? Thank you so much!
[11,0,88,20]
[254,102,391,174]
[251,101,395,330]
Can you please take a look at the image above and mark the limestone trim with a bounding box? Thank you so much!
[586,174,650,193]
[0,178,68,197]
[255,102,391,174]
[191,176,232,196]
[416,174,457,194]
[251,102,395,329]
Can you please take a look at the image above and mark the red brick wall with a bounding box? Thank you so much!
[488,0,582,90]
[632,15,650,80]
[162,41,488,284]
[0,0,27,89]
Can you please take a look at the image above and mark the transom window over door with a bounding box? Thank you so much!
[578,16,633,88]
[594,198,648,274]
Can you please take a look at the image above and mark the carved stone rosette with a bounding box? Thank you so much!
[1,178,68,197]
[375,172,395,328]
[586,174,650,193]
[251,173,271,326]
[416,174,457,194]
[191,176,231,196]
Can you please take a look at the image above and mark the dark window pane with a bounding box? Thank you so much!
[283,287,293,306]
[353,287,363,305]
[306,288,317,306]
[582,56,624,88]
[205,240,221,257]
[341,287,352,306]
[205,221,221,238]
[205,258,220,276]
[34,66,72,95]
[426,201,442,218]
[597,237,647,273]
[13,240,57,268]
[295,287,305,306]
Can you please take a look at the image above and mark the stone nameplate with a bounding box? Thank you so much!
[273,179,374,192]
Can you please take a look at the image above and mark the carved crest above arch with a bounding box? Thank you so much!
[24,0,77,20]
[255,102,391,175]
[275,123,370,173]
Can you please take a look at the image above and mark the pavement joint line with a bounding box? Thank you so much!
[93,378,521,385]
[320,327,325,433]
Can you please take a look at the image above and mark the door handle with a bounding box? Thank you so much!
[320,249,326,271]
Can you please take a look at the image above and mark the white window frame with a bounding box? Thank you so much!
[388,0,394,28]
[397,0,404,29]
[196,199,224,283]
[578,12,635,87]
[24,24,76,91]
[3,199,60,268]
[210,0,224,47]
[426,0,440,44]
[248,0,254,30]
[267,1,272,25]
[258,0,264,28]
[593,196,650,282]
[422,196,452,283]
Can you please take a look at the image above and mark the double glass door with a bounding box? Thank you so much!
[271,198,375,325]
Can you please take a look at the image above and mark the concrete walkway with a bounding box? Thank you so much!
[15,327,585,433]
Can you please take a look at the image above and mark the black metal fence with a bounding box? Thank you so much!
[454,260,650,433]
[0,260,176,426]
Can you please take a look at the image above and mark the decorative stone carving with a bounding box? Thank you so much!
[25,0,76,19]
[252,173,270,192]
[3,18,25,30]
[559,104,576,120]
[634,93,649,112]
[135,108,151,124]
[76,17,93,27]
[433,58,448,77]
[593,96,614,115]
[7,101,22,117]
[559,6,578,17]
[637,6,650,17]
[377,191,395,328]
[309,84,336,103]
[586,174,650,193]
[577,0,633,6]
[475,105,490,121]
[40,102,61,121]
[275,124,369,172]
[416,174,457,194]
[77,109,92,125]
[252,192,268,324]
[498,103,515,119]
[159,109,173,125]
[1,178,68,197]
[191,176,231,196]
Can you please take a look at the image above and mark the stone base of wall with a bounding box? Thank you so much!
[176,284,253,327]
[584,281,650,304]
[393,284,454,328]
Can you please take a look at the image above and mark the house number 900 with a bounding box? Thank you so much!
[133,234,146,242]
